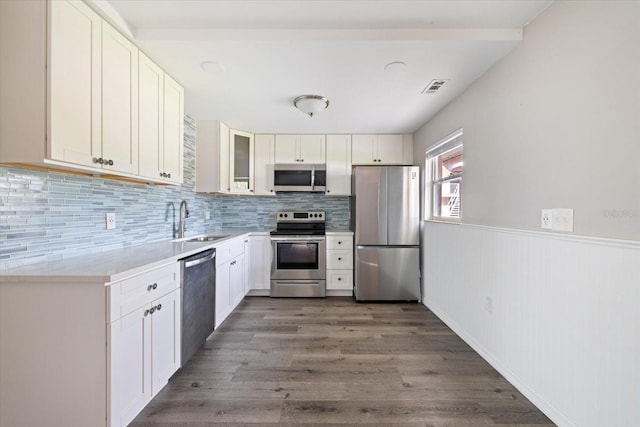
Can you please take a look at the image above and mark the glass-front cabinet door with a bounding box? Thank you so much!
[229,129,255,194]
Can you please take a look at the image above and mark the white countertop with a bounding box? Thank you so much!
[0,230,264,284]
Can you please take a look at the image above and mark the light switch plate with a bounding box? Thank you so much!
[205,211,211,220]
[106,212,116,230]
[552,208,573,232]
[541,209,553,229]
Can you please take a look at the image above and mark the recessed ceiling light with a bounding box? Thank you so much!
[200,61,225,74]
[384,61,407,73]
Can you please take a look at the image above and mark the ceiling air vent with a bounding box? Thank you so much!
[421,79,448,94]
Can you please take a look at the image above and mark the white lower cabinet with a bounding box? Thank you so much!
[215,235,248,328]
[243,237,251,295]
[108,263,181,427]
[326,232,354,294]
[0,260,182,427]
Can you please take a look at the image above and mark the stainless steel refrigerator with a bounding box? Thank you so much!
[351,166,420,301]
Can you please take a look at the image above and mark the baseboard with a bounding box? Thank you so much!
[425,301,576,427]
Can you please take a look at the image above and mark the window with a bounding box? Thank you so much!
[426,129,463,220]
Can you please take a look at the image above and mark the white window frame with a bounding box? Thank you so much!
[425,129,463,222]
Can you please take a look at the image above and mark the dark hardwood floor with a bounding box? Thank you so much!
[131,297,554,426]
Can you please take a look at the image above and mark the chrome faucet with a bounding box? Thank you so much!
[165,202,178,238]
[178,200,190,238]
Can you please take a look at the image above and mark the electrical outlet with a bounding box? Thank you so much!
[552,208,574,232]
[106,212,116,230]
[541,209,552,229]
[205,211,211,220]
[484,296,493,314]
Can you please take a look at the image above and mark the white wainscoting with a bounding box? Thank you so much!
[423,221,639,427]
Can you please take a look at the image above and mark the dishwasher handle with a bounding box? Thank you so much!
[182,249,216,268]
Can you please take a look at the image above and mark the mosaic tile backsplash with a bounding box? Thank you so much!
[0,116,350,271]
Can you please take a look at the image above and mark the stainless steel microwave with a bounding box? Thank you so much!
[273,164,326,192]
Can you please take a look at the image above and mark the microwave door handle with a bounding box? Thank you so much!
[311,168,315,191]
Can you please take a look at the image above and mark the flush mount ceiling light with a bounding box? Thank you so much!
[294,95,329,117]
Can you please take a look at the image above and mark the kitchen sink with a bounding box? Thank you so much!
[184,234,230,243]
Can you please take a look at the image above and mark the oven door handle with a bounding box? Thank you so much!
[271,237,325,242]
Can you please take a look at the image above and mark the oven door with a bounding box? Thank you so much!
[271,236,326,280]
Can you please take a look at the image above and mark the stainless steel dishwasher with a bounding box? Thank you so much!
[179,248,215,366]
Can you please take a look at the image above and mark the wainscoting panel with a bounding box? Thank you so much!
[423,221,639,427]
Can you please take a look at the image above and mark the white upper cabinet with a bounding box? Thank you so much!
[254,134,275,195]
[219,122,231,192]
[325,135,352,196]
[195,120,226,193]
[229,129,255,194]
[0,0,183,184]
[275,134,325,163]
[352,134,410,165]
[196,121,257,194]
[101,21,139,174]
[162,74,184,183]
[139,54,184,184]
[138,53,164,180]
[49,0,102,168]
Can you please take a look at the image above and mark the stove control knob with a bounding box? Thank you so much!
[284,213,288,218]
[319,213,323,217]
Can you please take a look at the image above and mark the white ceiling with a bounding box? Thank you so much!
[101,0,552,134]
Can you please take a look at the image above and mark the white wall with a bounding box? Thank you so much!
[415,0,639,241]
[413,2,640,426]
[425,222,639,427]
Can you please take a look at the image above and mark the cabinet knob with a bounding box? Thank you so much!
[156,304,162,311]
[147,283,158,291]
[338,257,342,261]
[338,241,342,245]
[250,189,254,192]
[107,159,114,166]
[326,190,330,193]
[167,173,171,178]
[338,277,342,281]
[149,306,156,314]
[93,157,100,164]
[144,309,150,317]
